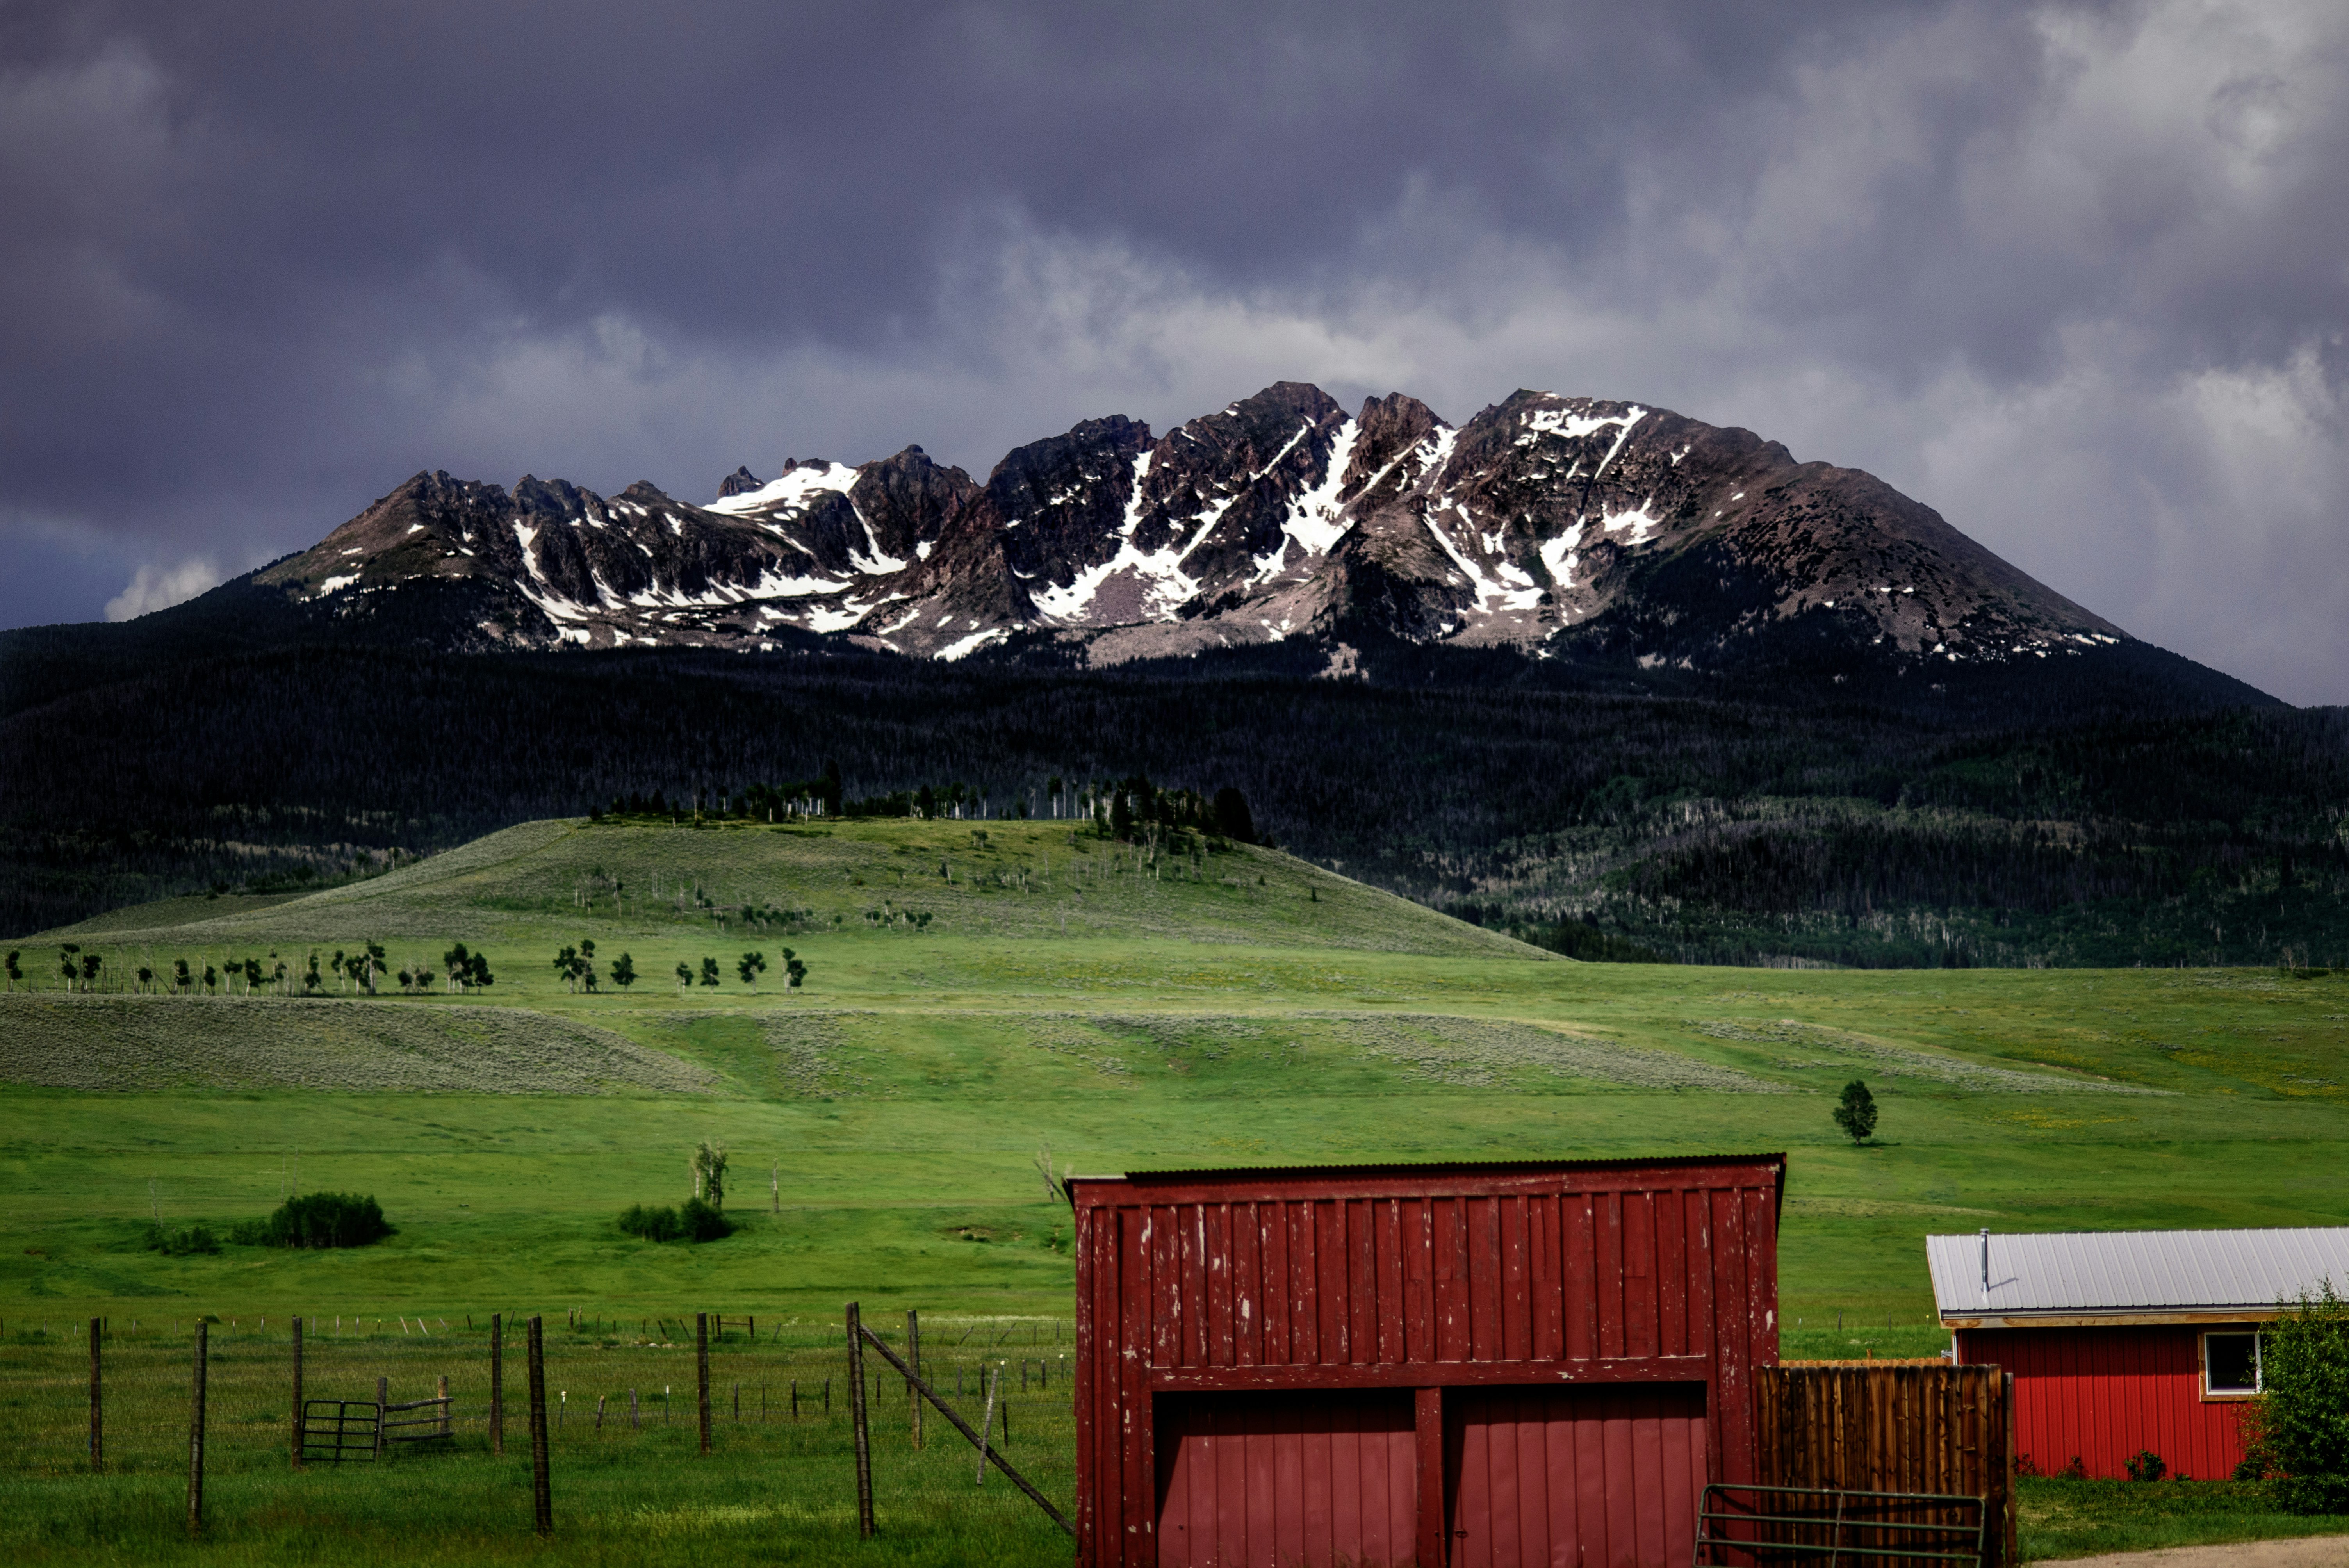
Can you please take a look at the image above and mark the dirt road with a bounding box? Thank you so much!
[2044,1536,2349,1566]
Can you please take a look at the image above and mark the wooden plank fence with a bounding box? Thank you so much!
[1756,1363,2017,1568]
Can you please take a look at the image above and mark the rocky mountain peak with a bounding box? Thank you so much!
[237,380,2129,671]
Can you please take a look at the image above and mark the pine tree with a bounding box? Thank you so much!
[1833,1080,1879,1144]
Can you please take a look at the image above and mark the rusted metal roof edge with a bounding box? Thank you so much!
[1943,1308,2301,1329]
[1069,1153,1788,1209]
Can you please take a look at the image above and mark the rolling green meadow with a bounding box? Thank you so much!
[5,814,2348,1563]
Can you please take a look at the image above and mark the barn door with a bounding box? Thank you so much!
[1444,1383,1708,1568]
[1154,1389,1417,1568]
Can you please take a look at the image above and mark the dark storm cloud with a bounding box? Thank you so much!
[3,1,2344,699]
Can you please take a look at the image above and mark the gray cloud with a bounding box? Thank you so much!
[2,0,2343,700]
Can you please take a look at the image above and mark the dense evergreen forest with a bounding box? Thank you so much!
[3,629,2344,968]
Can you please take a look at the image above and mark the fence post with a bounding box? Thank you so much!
[846,1302,875,1538]
[977,1364,999,1485]
[490,1313,504,1456]
[376,1376,389,1456]
[527,1315,552,1537]
[697,1312,712,1456]
[186,1320,208,1536]
[289,1315,303,1468]
[2001,1370,2018,1568]
[439,1374,451,1437]
[87,1316,103,1474]
[907,1308,923,1450]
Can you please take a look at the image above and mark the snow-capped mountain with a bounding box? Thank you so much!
[247,381,2123,668]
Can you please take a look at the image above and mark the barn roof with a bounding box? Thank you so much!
[1928,1227,2349,1326]
[1069,1153,1787,1208]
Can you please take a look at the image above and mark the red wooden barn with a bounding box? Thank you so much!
[1068,1155,1785,1568]
[1930,1226,2349,1481]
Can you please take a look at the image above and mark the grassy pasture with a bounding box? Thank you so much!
[5,815,2349,1561]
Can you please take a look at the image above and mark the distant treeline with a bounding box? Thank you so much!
[3,635,2344,967]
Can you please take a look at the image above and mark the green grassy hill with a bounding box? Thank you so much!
[5,811,2345,1338]
[24,815,1538,957]
[5,814,2349,1563]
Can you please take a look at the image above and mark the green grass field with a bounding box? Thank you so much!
[5,815,2348,1561]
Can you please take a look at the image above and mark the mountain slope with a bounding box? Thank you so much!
[214,381,2123,672]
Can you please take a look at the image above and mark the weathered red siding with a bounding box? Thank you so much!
[1157,1390,1418,1567]
[1072,1156,1784,1568]
[1447,1384,1708,1568]
[1956,1325,2256,1482]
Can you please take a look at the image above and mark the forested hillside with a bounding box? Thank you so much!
[4,636,2343,968]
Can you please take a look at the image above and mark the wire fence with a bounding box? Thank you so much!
[2,1311,1076,1486]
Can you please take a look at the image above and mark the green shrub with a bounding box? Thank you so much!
[618,1203,682,1242]
[143,1223,221,1256]
[2256,1283,2349,1513]
[618,1197,733,1244]
[236,1192,395,1249]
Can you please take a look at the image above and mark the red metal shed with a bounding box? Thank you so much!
[1070,1155,1786,1568]
[1930,1226,2349,1481]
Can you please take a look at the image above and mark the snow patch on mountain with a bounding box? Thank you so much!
[704,461,859,516]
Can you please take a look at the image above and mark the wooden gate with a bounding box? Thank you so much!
[1755,1363,2015,1568]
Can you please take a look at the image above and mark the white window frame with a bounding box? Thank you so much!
[2202,1329,2263,1398]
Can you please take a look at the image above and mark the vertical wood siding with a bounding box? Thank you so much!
[1071,1158,1784,1568]
[1959,1325,2255,1483]
[1757,1364,2015,1568]
[1446,1383,1708,1568]
[1155,1390,1417,1568]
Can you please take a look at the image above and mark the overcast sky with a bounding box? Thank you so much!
[3,1,2344,701]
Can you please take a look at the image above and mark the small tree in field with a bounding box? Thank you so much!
[674,960,692,994]
[783,948,808,991]
[610,952,636,990]
[690,1139,728,1207]
[1833,1080,1879,1143]
[737,951,767,990]
[4,950,20,991]
[699,957,720,988]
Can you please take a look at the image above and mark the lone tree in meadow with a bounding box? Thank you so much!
[4,950,20,991]
[610,952,636,990]
[1833,1080,1880,1144]
[690,1139,728,1207]
[699,956,720,988]
[674,960,693,994]
[737,951,767,990]
[782,948,808,991]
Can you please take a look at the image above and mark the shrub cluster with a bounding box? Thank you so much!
[143,1223,221,1256]
[2242,1283,2349,1512]
[618,1197,732,1243]
[230,1192,395,1249]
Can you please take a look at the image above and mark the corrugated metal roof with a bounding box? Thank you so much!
[1927,1227,2349,1319]
[1107,1153,1788,1184]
